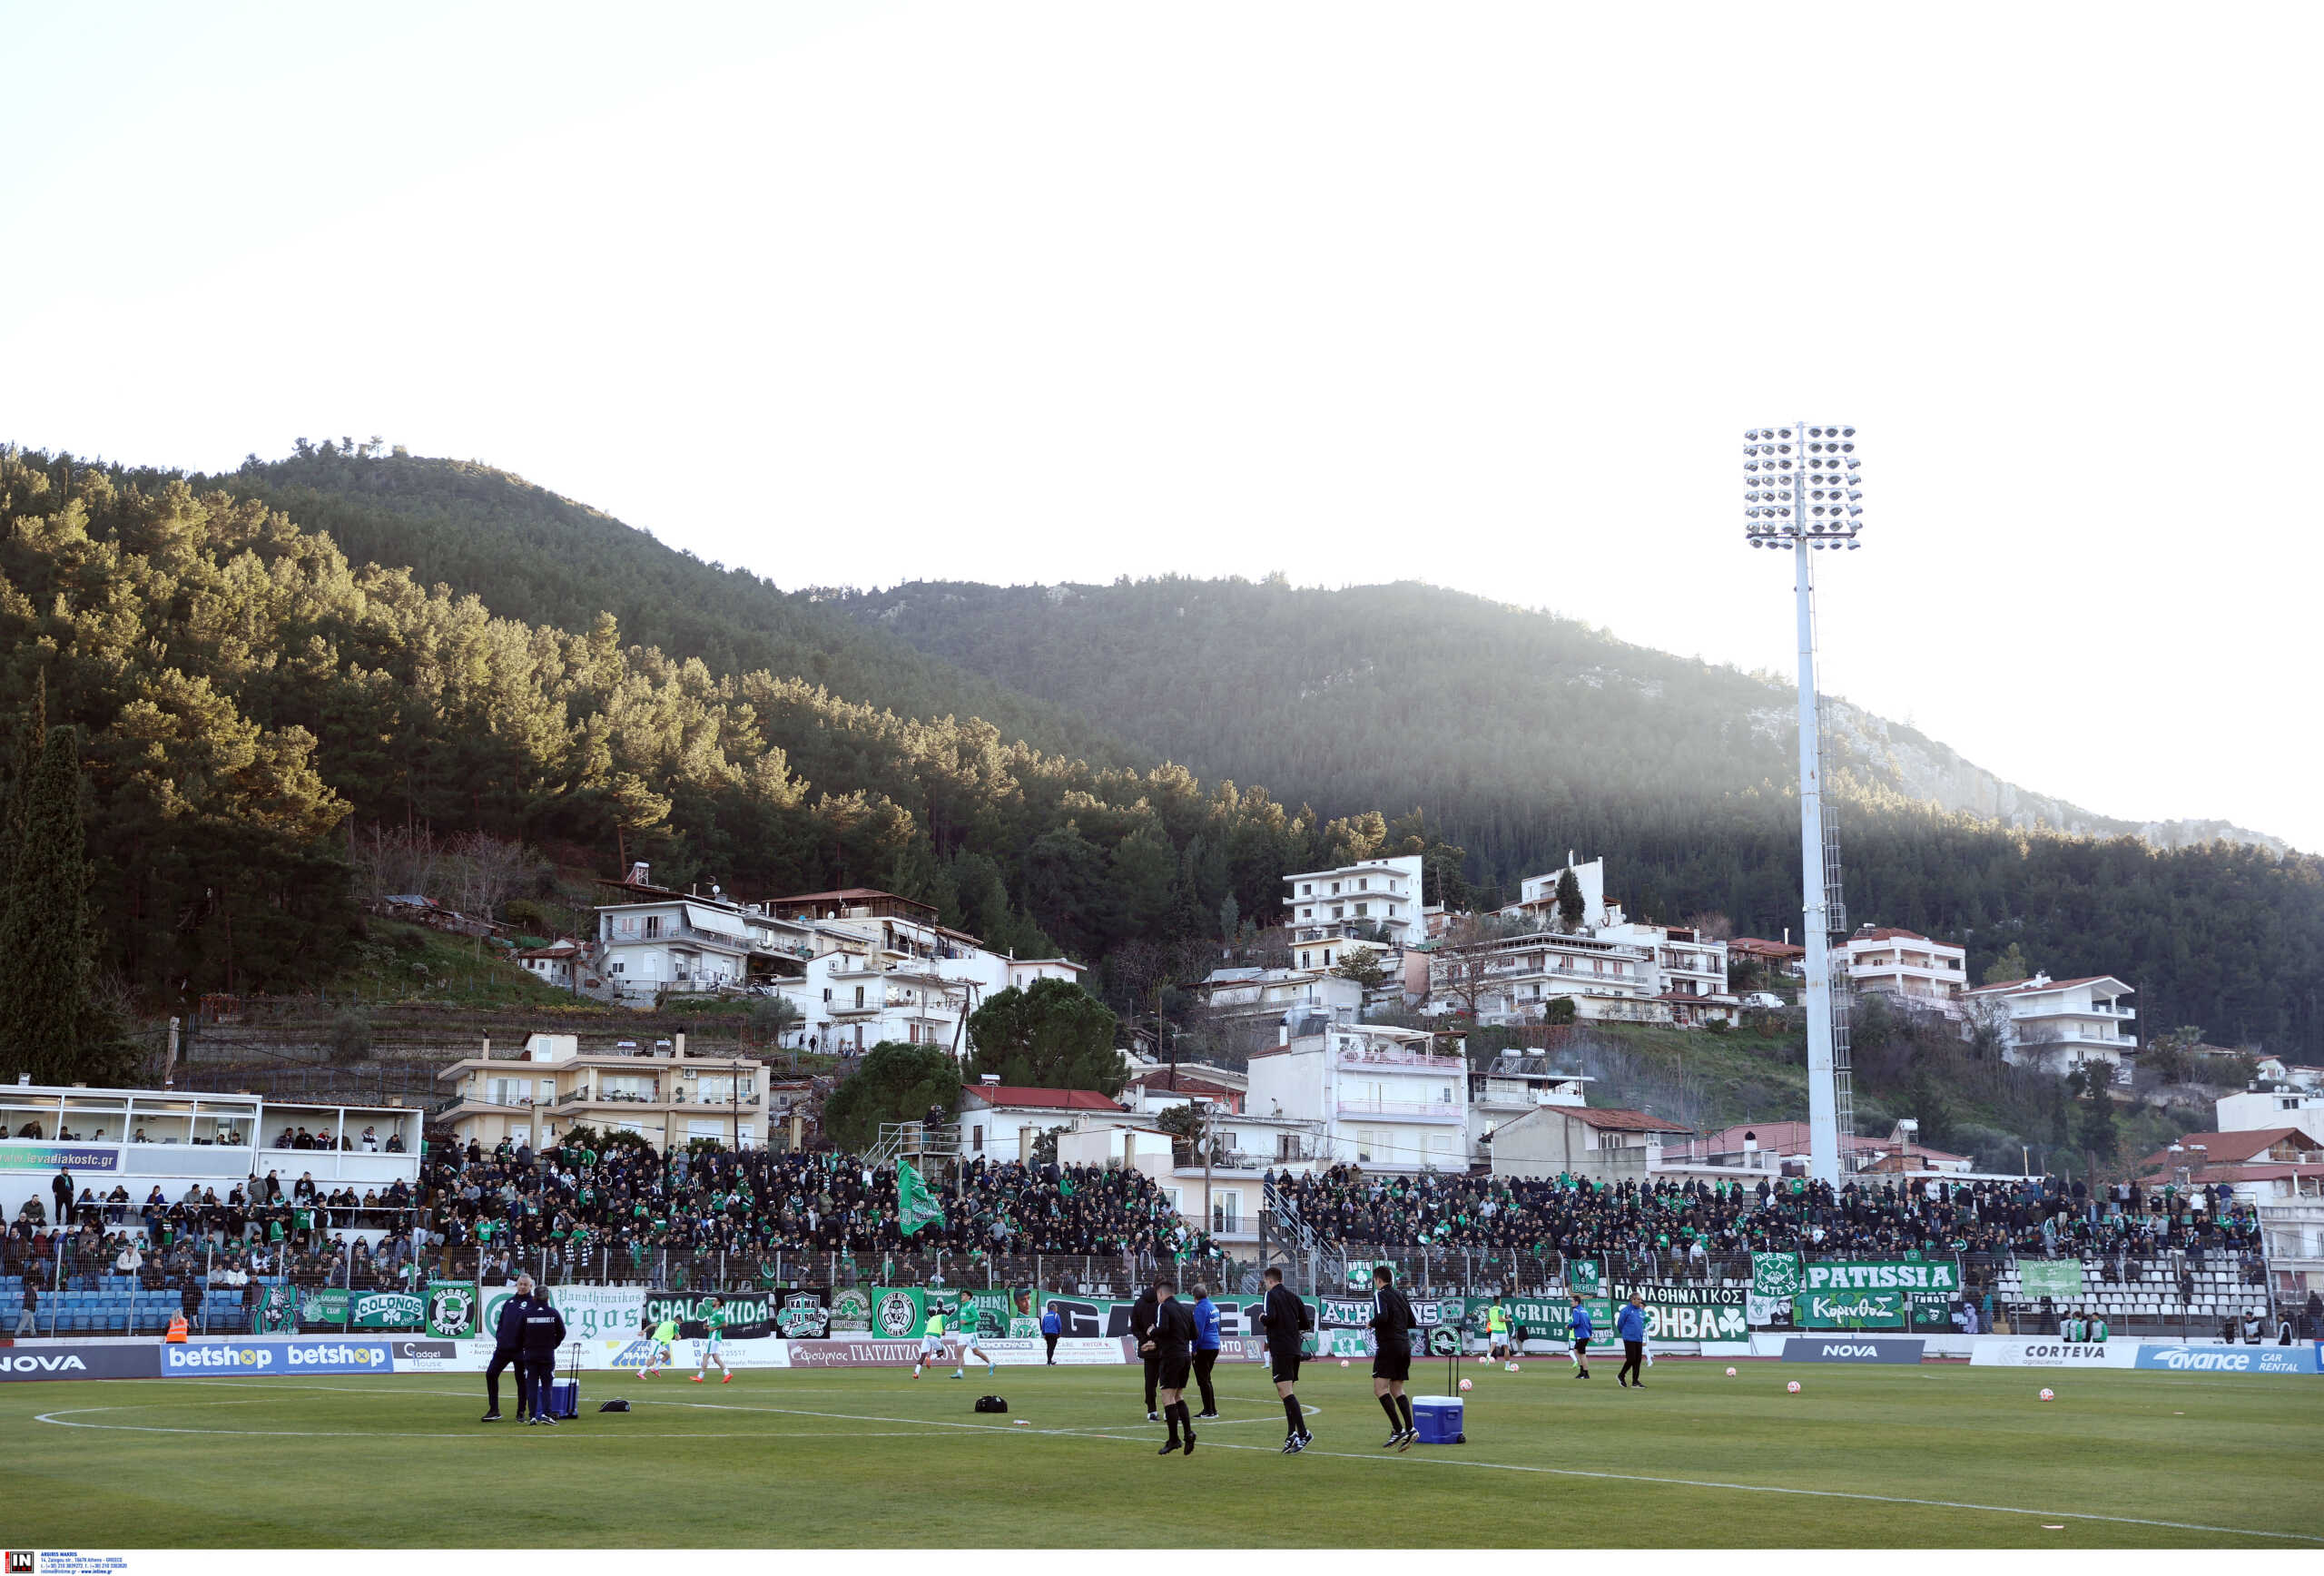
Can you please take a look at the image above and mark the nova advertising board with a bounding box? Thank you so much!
[161,1338,398,1374]
[0,1143,120,1174]
[1781,1337,1926,1364]
[1802,1257,1961,1294]
[0,1345,162,1381]
[1971,1340,2138,1369]
[2133,1344,2323,1374]
[481,1283,643,1344]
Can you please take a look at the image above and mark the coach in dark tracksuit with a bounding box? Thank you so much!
[1259,1266,1311,1452]
[481,1275,534,1423]
[517,1292,568,1425]
[1143,1279,1198,1456]
[1189,1285,1222,1419]
[1128,1285,1161,1419]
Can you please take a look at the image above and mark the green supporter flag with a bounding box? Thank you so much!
[897,1159,946,1236]
[426,1281,478,1337]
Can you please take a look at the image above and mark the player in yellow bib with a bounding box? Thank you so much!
[640,1314,680,1379]
[912,1306,952,1379]
[1487,1301,1512,1361]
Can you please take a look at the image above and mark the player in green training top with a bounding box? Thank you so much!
[640,1312,681,1380]
[693,1296,733,1384]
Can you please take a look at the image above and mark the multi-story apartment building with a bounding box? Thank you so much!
[1285,855,1425,969]
[1246,1019,1470,1173]
[1427,924,1660,1027]
[1961,973,2138,1078]
[591,868,815,1003]
[1840,926,1969,1017]
[435,1033,772,1153]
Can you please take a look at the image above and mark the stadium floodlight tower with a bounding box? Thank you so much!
[1743,421,1862,1187]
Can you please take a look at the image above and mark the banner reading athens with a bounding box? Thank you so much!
[1803,1258,1959,1294]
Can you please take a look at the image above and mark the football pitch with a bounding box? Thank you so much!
[2,1359,2318,1549]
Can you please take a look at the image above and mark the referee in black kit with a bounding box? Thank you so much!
[1140,1277,1198,1456]
[1370,1264,1416,1450]
[1259,1266,1312,1453]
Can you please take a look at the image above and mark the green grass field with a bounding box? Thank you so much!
[2,1359,2317,1548]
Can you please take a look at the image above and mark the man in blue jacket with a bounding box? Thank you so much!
[481,1275,533,1422]
[1039,1301,1062,1365]
[1189,1284,1223,1420]
[1615,1293,1649,1388]
[1567,1292,1593,1380]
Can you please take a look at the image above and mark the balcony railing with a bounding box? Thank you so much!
[1336,1099,1465,1123]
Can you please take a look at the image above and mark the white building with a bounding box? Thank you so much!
[1466,1055,1591,1162]
[1285,855,1426,968]
[1962,973,2138,1077]
[1486,1103,1690,1182]
[1246,1020,1469,1173]
[591,868,815,1003]
[1841,926,1969,1017]
[954,1084,1128,1166]
[1427,924,1662,1026]
[1501,856,1615,930]
[513,940,589,992]
[2216,1086,2324,1135]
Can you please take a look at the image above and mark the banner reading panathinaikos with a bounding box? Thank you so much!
[1793,1290,1907,1328]
[1802,1257,1960,1293]
[426,1281,478,1337]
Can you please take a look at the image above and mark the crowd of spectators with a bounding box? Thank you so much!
[1265,1166,2267,1272]
[418,1134,1208,1277]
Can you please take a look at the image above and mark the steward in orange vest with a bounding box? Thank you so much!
[165,1310,189,1342]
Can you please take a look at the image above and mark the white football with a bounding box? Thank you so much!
[1504,1362,1520,1373]
[2039,1388,2055,1403]
[1458,1378,1473,1392]
[1340,1358,1350,1367]
[1014,1418,1030,1426]
[1726,1367,1738,1377]
[1479,1356,1492,1365]
[1787,1381,1802,1394]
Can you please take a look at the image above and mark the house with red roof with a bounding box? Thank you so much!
[1485,1102,1692,1182]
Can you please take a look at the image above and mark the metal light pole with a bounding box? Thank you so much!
[1744,422,1862,1185]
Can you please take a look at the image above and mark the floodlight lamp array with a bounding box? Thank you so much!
[1743,424,1862,549]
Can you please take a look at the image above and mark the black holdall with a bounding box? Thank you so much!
[974,1394,1009,1413]
[597,1398,631,1413]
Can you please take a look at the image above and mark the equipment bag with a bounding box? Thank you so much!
[974,1394,1009,1413]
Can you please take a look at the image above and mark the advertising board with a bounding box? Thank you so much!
[159,1337,398,1374]
[1969,1340,2137,1369]
[0,1144,119,1173]
[0,1344,161,1381]
[1780,1337,1926,1364]
[2132,1343,2322,1374]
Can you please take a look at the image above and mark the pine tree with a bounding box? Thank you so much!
[1555,868,1586,932]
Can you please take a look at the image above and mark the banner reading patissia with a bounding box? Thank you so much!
[897,1159,945,1236]
[1803,1257,1959,1293]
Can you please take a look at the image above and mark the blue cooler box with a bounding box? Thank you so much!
[548,1378,580,1420]
[1411,1395,1463,1444]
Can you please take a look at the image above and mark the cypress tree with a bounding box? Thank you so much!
[0,724,96,1082]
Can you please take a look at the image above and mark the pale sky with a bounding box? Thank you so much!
[4,3,2317,850]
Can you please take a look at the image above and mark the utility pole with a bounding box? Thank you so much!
[1201,1098,1217,1253]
